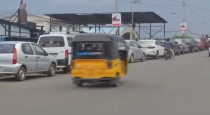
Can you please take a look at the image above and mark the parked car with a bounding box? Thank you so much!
[0,41,57,81]
[125,40,146,63]
[184,39,199,52]
[155,38,181,55]
[37,32,75,74]
[193,38,205,51]
[137,40,164,59]
[175,39,189,54]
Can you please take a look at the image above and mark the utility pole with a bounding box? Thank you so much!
[115,0,120,35]
[131,0,140,40]
[183,0,187,37]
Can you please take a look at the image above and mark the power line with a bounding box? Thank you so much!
[122,0,180,6]
[185,5,210,20]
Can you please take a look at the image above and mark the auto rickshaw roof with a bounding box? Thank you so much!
[73,33,124,42]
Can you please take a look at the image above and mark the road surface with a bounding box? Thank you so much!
[0,51,210,115]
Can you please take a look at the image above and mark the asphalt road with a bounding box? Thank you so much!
[1,51,210,115]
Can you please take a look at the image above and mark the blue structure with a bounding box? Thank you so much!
[0,38,4,42]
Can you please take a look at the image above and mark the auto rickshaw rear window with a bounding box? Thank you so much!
[75,42,105,59]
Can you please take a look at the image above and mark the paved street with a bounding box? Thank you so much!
[0,51,210,115]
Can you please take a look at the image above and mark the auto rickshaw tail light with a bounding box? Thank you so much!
[107,60,112,69]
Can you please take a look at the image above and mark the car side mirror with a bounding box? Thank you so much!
[138,45,142,48]
[44,52,48,56]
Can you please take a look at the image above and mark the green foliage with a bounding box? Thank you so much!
[173,35,192,39]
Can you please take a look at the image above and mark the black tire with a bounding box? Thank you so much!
[141,54,146,62]
[76,81,83,87]
[129,54,134,63]
[209,52,210,57]
[63,66,70,74]
[177,49,181,55]
[155,52,159,59]
[191,48,194,53]
[110,75,120,87]
[15,66,26,81]
[47,63,56,77]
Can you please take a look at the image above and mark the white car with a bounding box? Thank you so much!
[37,32,77,73]
[137,40,165,59]
[125,40,146,63]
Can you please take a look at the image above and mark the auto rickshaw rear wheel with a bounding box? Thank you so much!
[109,75,120,87]
[76,81,83,87]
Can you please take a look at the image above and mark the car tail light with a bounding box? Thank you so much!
[12,48,17,64]
[107,60,112,69]
[127,46,130,50]
[147,46,155,49]
[65,50,69,57]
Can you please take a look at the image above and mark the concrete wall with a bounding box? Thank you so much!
[0,24,30,37]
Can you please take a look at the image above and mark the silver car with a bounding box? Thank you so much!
[0,41,57,81]
[125,40,146,63]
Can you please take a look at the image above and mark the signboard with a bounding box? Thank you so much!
[112,13,121,27]
[18,0,27,25]
[181,23,187,31]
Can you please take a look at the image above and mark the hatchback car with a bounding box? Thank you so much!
[184,39,199,52]
[155,38,181,55]
[138,40,164,59]
[175,39,189,54]
[0,41,57,81]
[125,40,146,63]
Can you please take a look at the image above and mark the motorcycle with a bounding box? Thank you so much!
[164,48,172,60]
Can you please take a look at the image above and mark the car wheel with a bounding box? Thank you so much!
[110,74,120,87]
[76,81,83,87]
[155,51,159,59]
[15,66,26,81]
[209,52,210,57]
[141,54,146,62]
[63,66,70,74]
[179,49,181,55]
[47,63,56,77]
[129,54,134,63]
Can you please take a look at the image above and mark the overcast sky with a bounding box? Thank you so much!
[0,0,210,37]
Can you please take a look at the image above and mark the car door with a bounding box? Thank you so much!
[133,41,142,59]
[31,43,51,72]
[171,38,178,52]
[129,41,138,59]
[156,41,164,55]
[182,40,188,51]
[20,43,37,73]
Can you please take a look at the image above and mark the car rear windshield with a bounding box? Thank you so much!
[139,41,153,45]
[0,44,15,53]
[175,39,182,43]
[74,42,104,59]
[193,38,201,42]
[38,36,65,47]
[185,39,191,42]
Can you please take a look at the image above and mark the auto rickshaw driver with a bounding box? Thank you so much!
[71,33,128,87]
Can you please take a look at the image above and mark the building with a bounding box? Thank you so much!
[3,14,80,33]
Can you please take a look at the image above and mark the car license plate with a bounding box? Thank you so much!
[0,66,3,71]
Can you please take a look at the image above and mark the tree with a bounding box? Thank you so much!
[172,35,192,39]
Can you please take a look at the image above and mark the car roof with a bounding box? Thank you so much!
[0,41,33,44]
[139,40,155,41]
[125,40,136,42]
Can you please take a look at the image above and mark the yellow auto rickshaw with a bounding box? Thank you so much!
[71,33,128,87]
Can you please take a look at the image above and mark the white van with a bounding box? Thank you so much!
[37,32,79,73]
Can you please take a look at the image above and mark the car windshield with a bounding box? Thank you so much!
[185,39,191,42]
[38,36,65,47]
[0,44,15,53]
[138,41,153,47]
[175,39,182,44]
[193,38,201,42]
